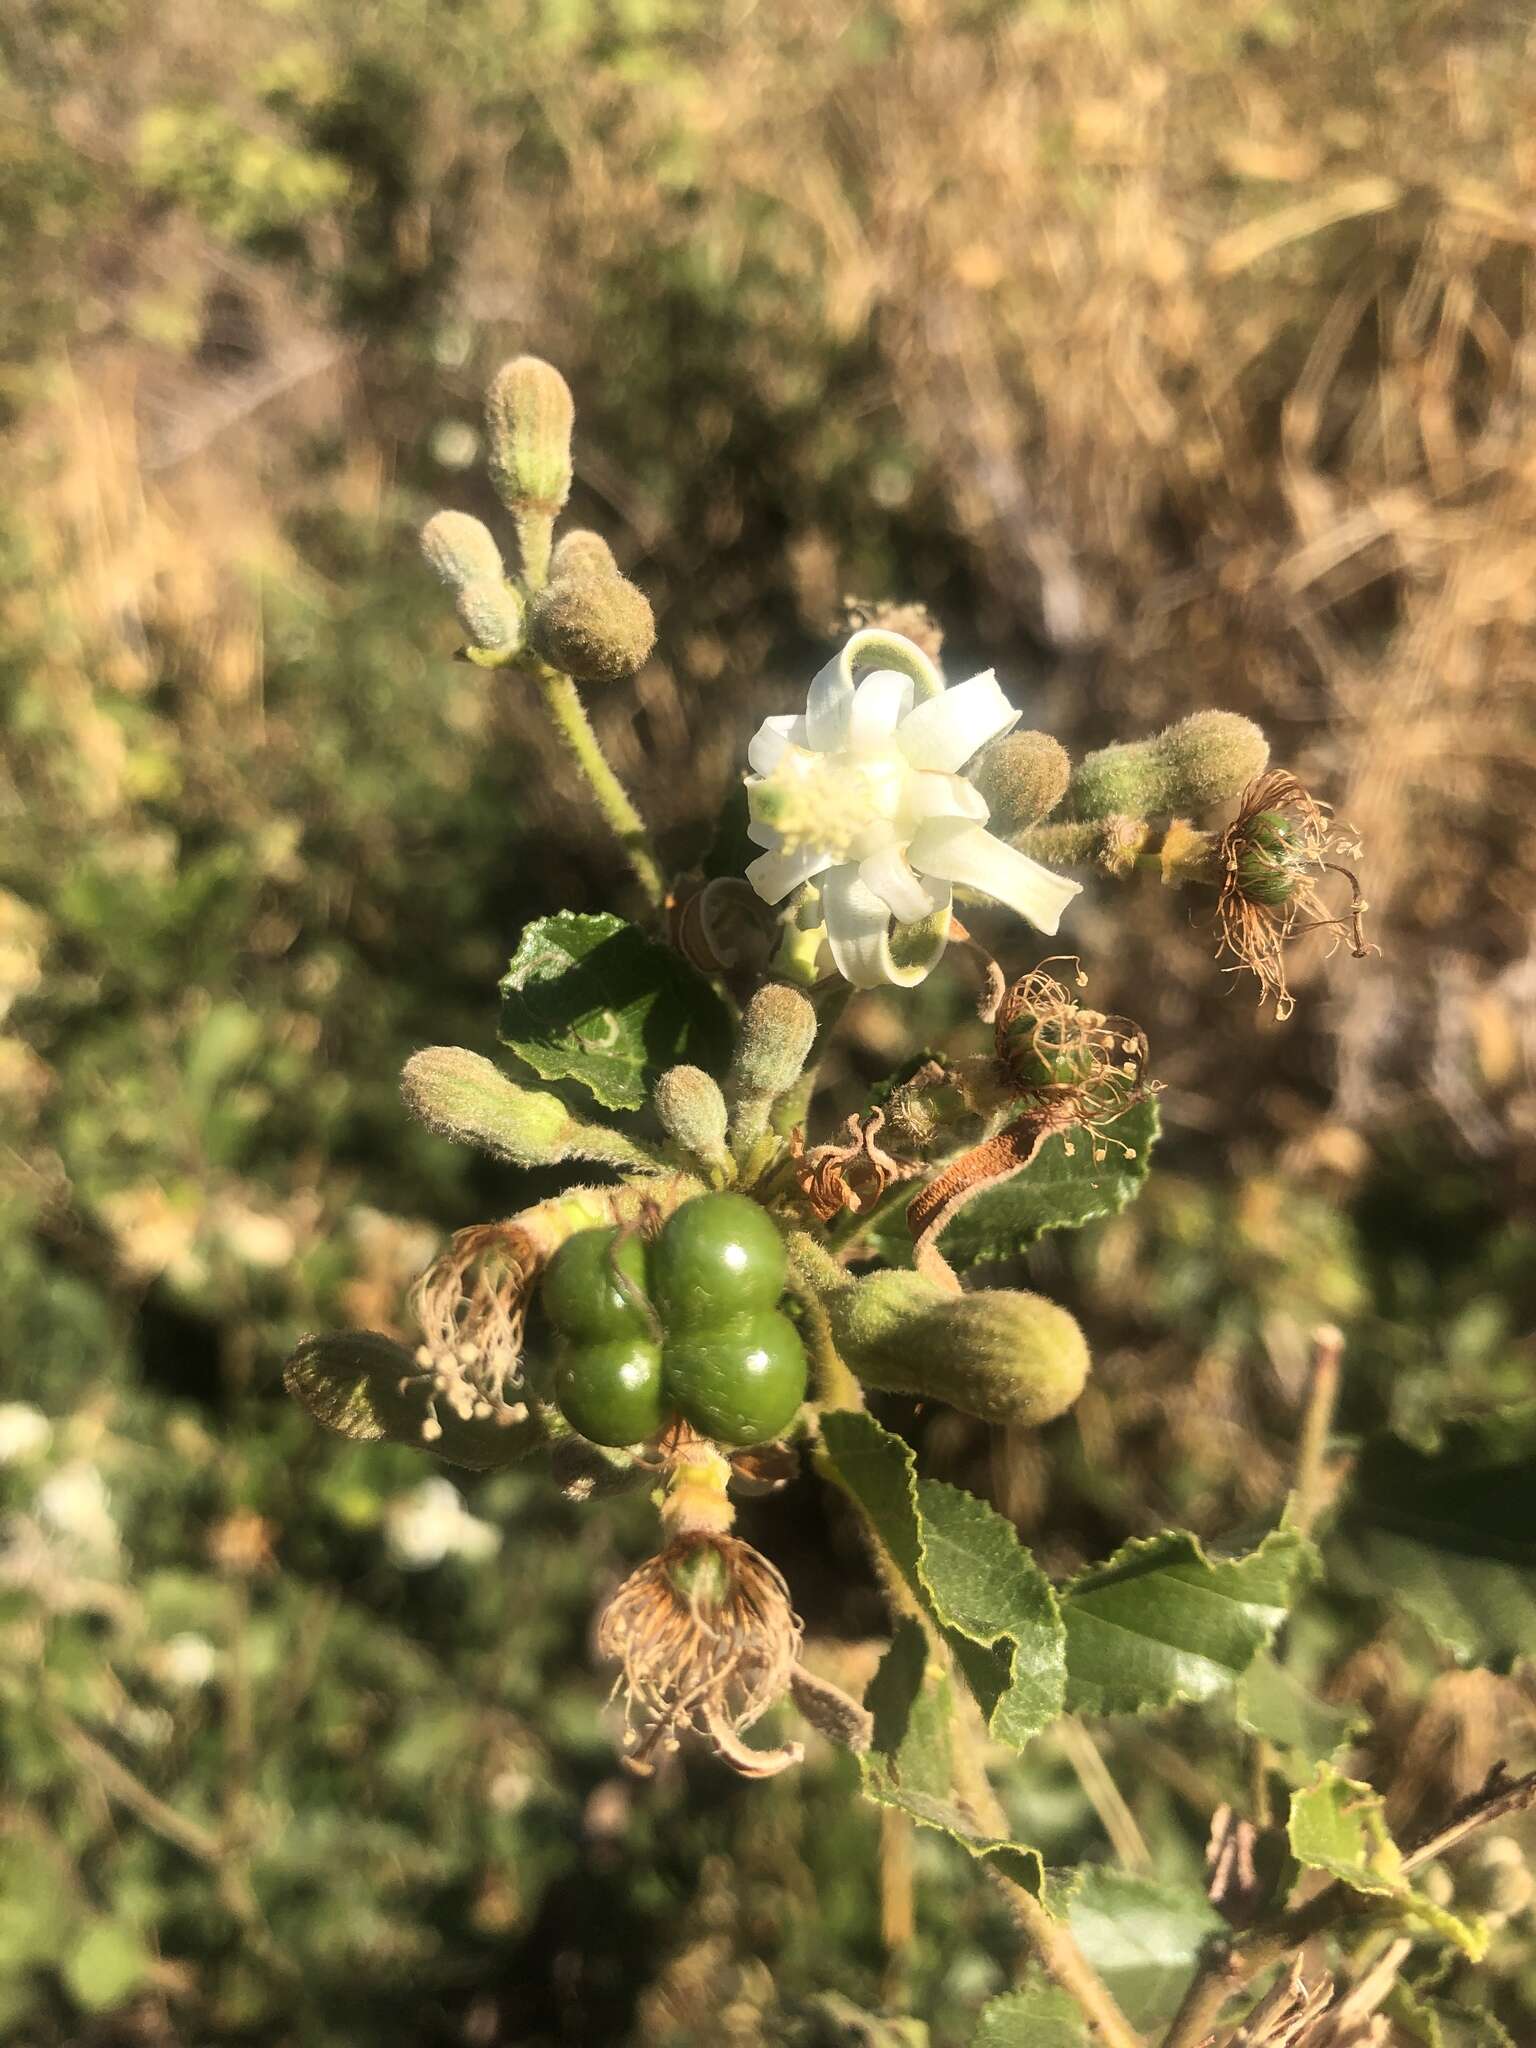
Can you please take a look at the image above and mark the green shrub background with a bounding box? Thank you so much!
[3,1,1535,2040]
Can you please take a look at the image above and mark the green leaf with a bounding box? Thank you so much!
[497,911,732,1113]
[62,1921,154,2012]
[931,1098,1159,1271]
[1389,1981,1516,2048]
[1331,1405,1536,1669]
[1288,1765,1485,1958]
[1235,1647,1365,1767]
[859,1621,1046,1897]
[972,1983,1088,2047]
[821,1411,1065,1747]
[283,1331,548,1470]
[1063,1869,1224,2031]
[1061,1527,1307,1717]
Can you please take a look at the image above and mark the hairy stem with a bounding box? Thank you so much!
[532,662,664,907]
[1291,1323,1345,1539]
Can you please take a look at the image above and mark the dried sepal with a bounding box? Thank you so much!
[1216,771,1373,1020]
[400,1222,537,1442]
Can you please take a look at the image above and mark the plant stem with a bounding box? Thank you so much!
[1291,1323,1345,1539]
[532,661,665,908]
[996,1877,1147,2048]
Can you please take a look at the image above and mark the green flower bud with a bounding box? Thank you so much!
[827,1270,1089,1428]
[525,538,656,683]
[485,356,575,586]
[968,729,1071,833]
[421,511,524,654]
[421,509,505,588]
[1066,712,1269,822]
[401,1047,656,1171]
[653,1065,731,1172]
[726,983,818,1158]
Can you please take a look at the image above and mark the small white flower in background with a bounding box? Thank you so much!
[384,1477,502,1571]
[0,1403,51,1465]
[36,1462,118,1557]
[744,630,1081,988]
[155,1632,218,1690]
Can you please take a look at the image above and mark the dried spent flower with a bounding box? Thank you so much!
[993,961,1150,1159]
[1216,772,1372,1020]
[400,1223,536,1442]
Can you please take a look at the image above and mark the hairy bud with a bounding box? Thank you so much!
[827,1270,1090,1428]
[653,1065,730,1171]
[484,356,575,585]
[421,511,524,653]
[726,984,818,1158]
[401,1047,656,1172]
[969,729,1071,833]
[526,532,656,682]
[1066,712,1269,822]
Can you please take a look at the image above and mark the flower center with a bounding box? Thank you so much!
[752,744,904,861]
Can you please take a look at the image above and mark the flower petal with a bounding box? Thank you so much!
[822,864,950,987]
[906,818,1082,935]
[745,843,837,905]
[859,846,950,924]
[747,714,807,775]
[895,670,1020,774]
[746,815,781,849]
[820,864,894,986]
[846,669,915,752]
[804,651,854,752]
[907,770,990,824]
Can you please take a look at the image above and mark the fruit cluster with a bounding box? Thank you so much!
[540,1194,807,1448]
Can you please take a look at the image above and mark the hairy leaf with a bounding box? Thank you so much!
[1063,1868,1224,2030]
[971,1983,1088,2047]
[1288,1765,1485,1958]
[1235,1648,1365,1767]
[1061,1527,1307,1716]
[821,1411,1065,1747]
[931,1097,1159,1271]
[498,911,732,1113]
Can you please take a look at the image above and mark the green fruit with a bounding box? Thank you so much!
[651,1194,787,1329]
[1236,810,1303,907]
[554,1337,667,1446]
[664,1310,807,1447]
[540,1228,652,1343]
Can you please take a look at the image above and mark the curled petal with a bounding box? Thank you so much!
[746,816,780,849]
[747,714,808,775]
[896,671,1020,774]
[822,863,951,987]
[906,818,1082,935]
[858,845,950,924]
[846,669,915,752]
[804,651,854,752]
[745,843,837,905]
[907,770,990,824]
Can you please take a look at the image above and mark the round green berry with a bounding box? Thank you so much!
[651,1193,787,1329]
[1236,811,1303,907]
[540,1227,652,1343]
[554,1336,667,1446]
[663,1309,807,1447]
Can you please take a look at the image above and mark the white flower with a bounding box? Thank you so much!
[36,1462,118,1557]
[155,1632,218,1690]
[744,630,1081,987]
[0,1404,51,1465]
[384,1477,502,1571]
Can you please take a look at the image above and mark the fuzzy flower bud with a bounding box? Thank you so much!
[1067,712,1269,822]
[484,356,575,587]
[827,1270,1090,1428]
[525,530,656,683]
[653,1065,730,1172]
[967,729,1071,834]
[401,1047,657,1172]
[726,984,818,1156]
[420,511,524,654]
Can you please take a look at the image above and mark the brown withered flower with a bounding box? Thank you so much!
[598,1530,870,1779]
[993,961,1150,1164]
[398,1222,536,1443]
[1215,771,1371,1020]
